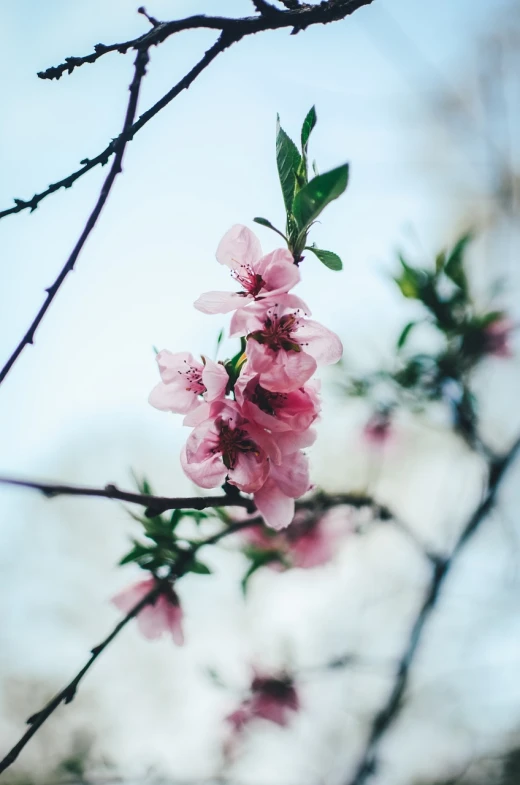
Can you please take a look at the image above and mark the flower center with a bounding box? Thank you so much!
[218,421,260,470]
[251,384,287,416]
[178,360,205,394]
[232,265,265,298]
[249,312,301,353]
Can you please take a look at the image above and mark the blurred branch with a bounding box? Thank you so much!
[0,0,374,222]
[0,516,263,776]
[347,435,520,785]
[0,47,150,387]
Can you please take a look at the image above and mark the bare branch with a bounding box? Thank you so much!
[0,0,375,221]
[0,476,256,517]
[0,516,262,775]
[0,476,436,563]
[0,47,150,385]
[347,435,520,785]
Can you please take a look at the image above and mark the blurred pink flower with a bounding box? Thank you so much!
[231,295,343,393]
[112,578,184,645]
[363,410,393,447]
[242,505,354,569]
[483,317,514,358]
[149,351,228,415]
[226,672,300,734]
[194,224,300,315]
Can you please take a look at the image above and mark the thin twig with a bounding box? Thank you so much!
[347,436,520,785]
[0,0,375,221]
[0,579,161,776]
[0,48,149,386]
[0,476,256,517]
[0,517,262,776]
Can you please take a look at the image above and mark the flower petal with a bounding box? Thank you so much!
[247,342,317,392]
[180,444,227,489]
[201,357,229,401]
[194,291,251,314]
[254,479,295,530]
[148,381,199,414]
[295,320,343,365]
[216,225,262,270]
[270,450,310,498]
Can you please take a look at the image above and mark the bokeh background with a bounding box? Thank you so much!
[1,1,520,783]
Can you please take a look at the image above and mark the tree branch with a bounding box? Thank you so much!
[0,516,262,776]
[0,0,374,222]
[346,435,520,785]
[0,476,437,564]
[0,47,150,386]
[0,476,256,517]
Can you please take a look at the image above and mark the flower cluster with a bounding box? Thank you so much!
[150,224,343,530]
[226,670,300,735]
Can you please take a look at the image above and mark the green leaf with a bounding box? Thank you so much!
[241,549,284,595]
[188,560,212,575]
[292,164,349,230]
[276,116,302,215]
[170,509,183,529]
[119,542,153,566]
[301,106,317,152]
[435,251,446,275]
[444,232,472,290]
[253,216,288,242]
[394,255,422,299]
[397,321,418,349]
[306,246,343,271]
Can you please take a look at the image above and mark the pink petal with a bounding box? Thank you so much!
[194,291,252,314]
[201,357,229,401]
[183,401,210,426]
[247,342,317,393]
[155,351,200,383]
[245,422,282,465]
[148,381,200,414]
[180,444,227,489]
[229,304,265,337]
[230,451,269,493]
[111,578,155,614]
[261,251,300,294]
[295,320,343,365]
[254,479,295,530]
[270,450,310,498]
[165,602,185,645]
[277,428,317,454]
[216,225,262,270]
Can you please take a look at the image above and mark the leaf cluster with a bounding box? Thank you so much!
[119,474,213,576]
[255,107,348,270]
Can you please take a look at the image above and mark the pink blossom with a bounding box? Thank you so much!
[241,505,355,569]
[254,430,315,530]
[111,578,184,645]
[231,295,343,393]
[235,369,321,432]
[181,401,281,493]
[482,317,514,358]
[149,351,228,415]
[194,225,300,315]
[226,672,299,734]
[363,410,393,447]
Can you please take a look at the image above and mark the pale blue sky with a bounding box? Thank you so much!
[0,0,513,474]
